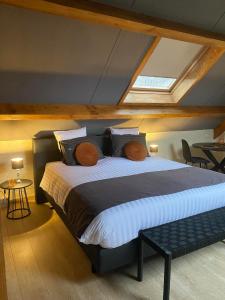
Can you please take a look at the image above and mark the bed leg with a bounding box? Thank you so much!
[137,234,143,282]
[47,203,54,209]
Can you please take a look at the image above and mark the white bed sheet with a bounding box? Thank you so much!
[40,157,225,248]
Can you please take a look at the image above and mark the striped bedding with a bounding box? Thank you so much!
[40,157,225,248]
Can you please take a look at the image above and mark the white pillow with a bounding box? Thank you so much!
[54,127,87,149]
[110,127,139,135]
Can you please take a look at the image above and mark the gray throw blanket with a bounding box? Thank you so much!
[64,167,225,237]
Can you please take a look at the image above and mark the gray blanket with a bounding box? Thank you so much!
[64,167,225,237]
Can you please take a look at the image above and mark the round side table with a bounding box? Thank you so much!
[0,179,32,220]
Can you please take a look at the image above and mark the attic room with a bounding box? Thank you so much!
[1,0,225,299]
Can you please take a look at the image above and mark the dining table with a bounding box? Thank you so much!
[192,142,225,173]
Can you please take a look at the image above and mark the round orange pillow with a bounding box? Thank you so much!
[124,141,147,161]
[75,142,99,166]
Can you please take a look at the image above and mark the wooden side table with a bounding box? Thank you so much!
[0,179,32,220]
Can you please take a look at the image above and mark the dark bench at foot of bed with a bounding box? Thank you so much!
[137,206,225,300]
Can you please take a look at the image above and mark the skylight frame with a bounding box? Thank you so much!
[119,37,224,105]
[131,40,206,93]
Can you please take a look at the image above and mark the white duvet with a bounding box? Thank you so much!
[40,157,225,248]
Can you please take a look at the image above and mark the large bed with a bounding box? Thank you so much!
[32,131,225,273]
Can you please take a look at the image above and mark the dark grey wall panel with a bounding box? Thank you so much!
[181,54,225,106]
[0,71,103,104]
[91,31,153,104]
[132,0,225,33]
[93,0,225,34]
[0,4,153,105]
[0,4,119,104]
[91,0,134,9]
[214,13,225,34]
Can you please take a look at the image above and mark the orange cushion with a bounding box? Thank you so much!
[75,142,99,166]
[124,141,147,161]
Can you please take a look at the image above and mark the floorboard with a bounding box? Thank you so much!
[0,200,8,300]
[1,200,225,300]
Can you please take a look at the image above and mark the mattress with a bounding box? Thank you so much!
[40,157,225,248]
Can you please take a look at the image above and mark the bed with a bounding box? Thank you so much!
[32,131,225,273]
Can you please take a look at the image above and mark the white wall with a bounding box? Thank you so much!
[146,129,217,162]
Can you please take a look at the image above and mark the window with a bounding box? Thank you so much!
[133,76,176,90]
[122,37,217,104]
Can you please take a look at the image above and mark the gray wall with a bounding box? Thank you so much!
[92,0,225,34]
[0,4,152,104]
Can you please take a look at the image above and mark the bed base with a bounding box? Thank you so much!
[45,192,156,274]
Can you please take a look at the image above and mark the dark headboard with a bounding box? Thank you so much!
[32,131,61,203]
[32,130,112,203]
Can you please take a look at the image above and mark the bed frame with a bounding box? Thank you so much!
[32,131,155,274]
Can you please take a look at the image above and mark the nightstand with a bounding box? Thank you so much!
[0,179,32,220]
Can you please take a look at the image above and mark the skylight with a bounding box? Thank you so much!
[133,76,176,90]
[122,37,210,104]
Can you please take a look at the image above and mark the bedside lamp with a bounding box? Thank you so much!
[150,144,159,155]
[11,158,24,183]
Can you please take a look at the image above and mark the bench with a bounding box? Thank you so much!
[137,206,225,300]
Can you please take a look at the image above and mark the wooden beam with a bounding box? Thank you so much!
[174,46,225,103]
[214,120,225,138]
[1,0,225,47]
[0,104,225,120]
[118,36,161,105]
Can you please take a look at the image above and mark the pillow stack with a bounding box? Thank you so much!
[53,127,149,165]
[54,127,104,166]
[110,127,149,161]
[54,127,87,149]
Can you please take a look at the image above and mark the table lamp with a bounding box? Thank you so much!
[11,158,24,183]
[150,144,159,155]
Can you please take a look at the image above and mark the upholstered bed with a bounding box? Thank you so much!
[33,131,155,273]
[32,131,225,273]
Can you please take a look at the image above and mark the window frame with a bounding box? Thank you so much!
[119,37,224,105]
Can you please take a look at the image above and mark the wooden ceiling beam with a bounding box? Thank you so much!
[214,120,225,138]
[1,0,225,47]
[172,46,225,103]
[0,104,225,120]
[118,36,161,105]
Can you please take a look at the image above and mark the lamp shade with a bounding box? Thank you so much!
[150,144,159,153]
[11,158,24,170]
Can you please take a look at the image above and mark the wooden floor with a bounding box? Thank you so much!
[1,200,225,300]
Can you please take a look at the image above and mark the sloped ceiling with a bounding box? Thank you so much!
[92,0,225,106]
[0,1,225,132]
[0,4,152,104]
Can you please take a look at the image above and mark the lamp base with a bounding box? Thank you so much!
[16,169,21,183]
